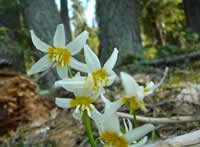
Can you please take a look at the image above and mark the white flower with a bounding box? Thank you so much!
[120,67,168,112]
[55,45,118,98]
[90,95,154,147]
[28,24,89,79]
[55,79,97,120]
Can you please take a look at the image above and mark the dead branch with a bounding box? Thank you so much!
[117,112,200,124]
[144,130,200,147]
[137,51,200,66]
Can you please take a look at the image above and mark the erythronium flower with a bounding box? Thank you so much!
[90,95,154,147]
[28,24,89,79]
[120,67,168,113]
[55,45,118,98]
[55,85,98,120]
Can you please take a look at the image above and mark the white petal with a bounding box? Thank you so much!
[72,111,82,120]
[53,24,65,48]
[86,107,91,117]
[137,86,145,100]
[56,66,68,79]
[90,105,103,131]
[28,54,51,75]
[55,98,71,109]
[101,94,122,114]
[55,79,85,92]
[145,81,155,90]
[102,113,121,133]
[103,48,118,73]
[127,118,133,131]
[100,95,122,133]
[73,87,91,97]
[123,118,129,132]
[124,124,154,143]
[30,30,51,52]
[107,71,116,86]
[130,136,148,147]
[75,105,80,113]
[120,72,140,97]
[66,31,89,55]
[74,72,81,78]
[69,57,88,73]
[153,67,169,90]
[84,45,101,73]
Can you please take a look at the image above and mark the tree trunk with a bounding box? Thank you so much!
[96,0,143,66]
[183,0,200,34]
[0,1,25,72]
[61,0,72,42]
[22,0,71,88]
[22,0,63,45]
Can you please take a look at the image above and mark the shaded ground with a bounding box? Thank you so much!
[1,65,200,146]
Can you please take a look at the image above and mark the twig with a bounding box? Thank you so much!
[117,112,200,124]
[144,130,200,147]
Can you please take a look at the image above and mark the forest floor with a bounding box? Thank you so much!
[1,64,200,147]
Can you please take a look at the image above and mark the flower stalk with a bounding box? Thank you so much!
[132,109,137,128]
[83,110,97,147]
[67,65,73,78]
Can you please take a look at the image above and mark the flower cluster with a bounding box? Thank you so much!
[28,24,168,147]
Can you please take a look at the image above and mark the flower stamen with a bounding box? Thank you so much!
[91,69,109,90]
[144,88,150,93]
[47,47,71,66]
[70,96,95,114]
[100,131,128,147]
[122,96,147,112]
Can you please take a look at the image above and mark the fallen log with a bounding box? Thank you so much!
[144,130,200,147]
[117,112,200,124]
[136,51,200,66]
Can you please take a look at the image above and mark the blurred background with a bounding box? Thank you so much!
[1,0,200,87]
[1,0,200,146]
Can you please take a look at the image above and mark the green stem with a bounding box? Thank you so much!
[83,111,96,147]
[151,130,158,141]
[67,65,73,78]
[132,110,137,128]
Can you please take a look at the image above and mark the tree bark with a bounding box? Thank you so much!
[61,0,72,42]
[22,0,71,88]
[0,1,25,72]
[22,0,63,45]
[96,0,143,65]
[183,0,200,34]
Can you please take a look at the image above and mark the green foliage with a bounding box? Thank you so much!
[137,0,200,59]
[156,29,200,58]
[137,0,185,46]
[15,129,25,147]
[71,0,99,55]
[0,26,9,41]
[121,54,143,65]
[151,130,158,142]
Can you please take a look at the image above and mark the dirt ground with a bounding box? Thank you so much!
[1,66,200,146]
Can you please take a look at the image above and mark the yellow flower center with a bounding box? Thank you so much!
[91,69,109,91]
[100,131,128,147]
[122,95,147,113]
[144,88,150,93]
[70,96,95,113]
[47,47,71,66]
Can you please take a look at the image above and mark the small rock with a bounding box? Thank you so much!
[177,84,200,105]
